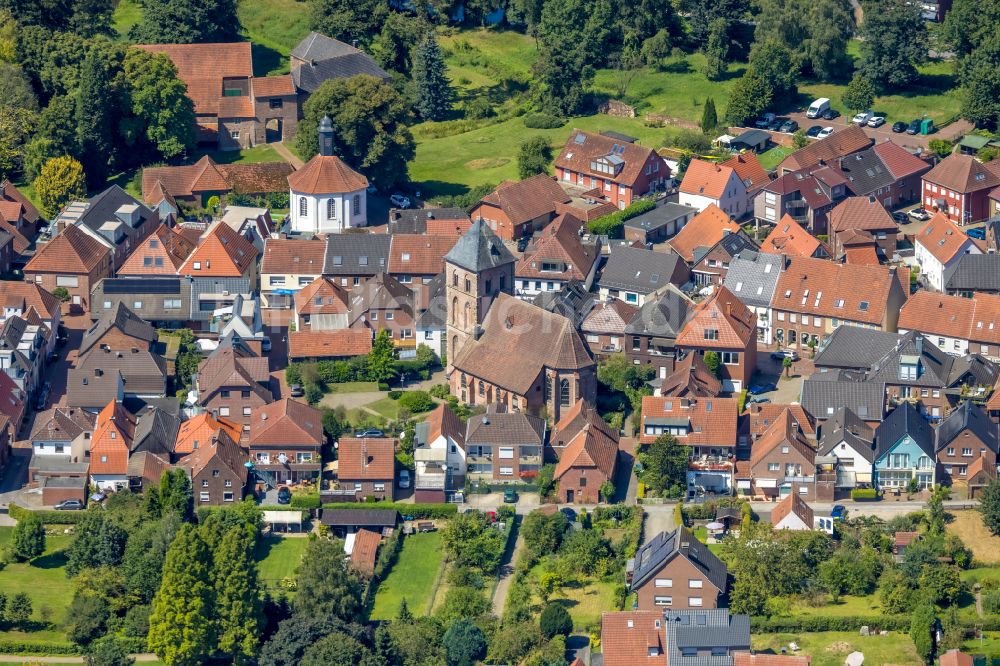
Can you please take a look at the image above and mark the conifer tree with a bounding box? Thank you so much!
[411,33,453,121]
[700,97,718,133]
[213,527,263,665]
[76,48,114,188]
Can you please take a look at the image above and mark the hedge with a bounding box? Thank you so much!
[587,199,657,238]
[290,493,321,509]
[195,505,306,523]
[8,503,86,525]
[751,615,1000,633]
[523,113,566,129]
[0,639,79,655]
[851,488,881,501]
[320,502,457,519]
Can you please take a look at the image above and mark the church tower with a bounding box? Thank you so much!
[444,219,515,373]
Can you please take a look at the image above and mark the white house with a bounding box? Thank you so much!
[817,407,876,491]
[413,404,468,502]
[678,159,750,217]
[771,493,814,531]
[914,212,982,291]
[287,116,368,235]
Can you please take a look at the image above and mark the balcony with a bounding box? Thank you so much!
[784,475,815,484]
[689,456,734,472]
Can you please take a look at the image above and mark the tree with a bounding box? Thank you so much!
[258,615,347,666]
[842,74,876,113]
[600,479,616,502]
[612,31,642,98]
[700,98,718,133]
[980,478,1000,535]
[85,636,135,666]
[148,525,215,666]
[857,0,926,90]
[522,510,569,559]
[159,468,193,521]
[33,156,86,218]
[637,433,688,497]
[443,619,487,666]
[539,603,572,638]
[959,34,1000,129]
[68,0,116,38]
[76,48,115,188]
[793,130,809,149]
[532,0,612,115]
[748,40,797,106]
[0,62,38,112]
[0,106,37,181]
[301,632,375,666]
[308,0,390,50]
[724,66,773,125]
[214,527,263,664]
[517,136,553,179]
[927,485,947,535]
[536,463,557,499]
[702,19,730,81]
[65,510,129,577]
[754,0,854,81]
[940,0,1000,58]
[294,538,364,624]
[130,0,240,44]
[66,592,110,646]
[703,351,721,377]
[782,356,793,377]
[436,585,490,627]
[296,75,415,188]
[367,329,398,384]
[441,511,507,572]
[910,603,936,664]
[11,511,44,561]
[680,0,749,47]
[411,33,452,121]
[123,50,197,161]
[6,592,31,626]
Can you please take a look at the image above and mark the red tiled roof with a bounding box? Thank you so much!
[142,157,295,203]
[829,196,896,233]
[773,256,901,325]
[778,124,873,173]
[750,409,816,467]
[873,141,931,179]
[118,223,196,275]
[923,153,1000,194]
[676,285,755,349]
[218,95,255,118]
[287,155,368,195]
[1,180,40,224]
[938,650,974,666]
[734,653,811,666]
[554,421,619,479]
[722,152,771,193]
[261,238,326,275]
[916,212,978,265]
[556,130,665,188]
[477,174,570,226]
[899,290,1000,346]
[747,403,815,438]
[387,234,458,275]
[582,298,637,335]
[600,612,665,666]
[179,222,258,277]
[295,277,349,315]
[0,282,60,321]
[249,398,324,447]
[761,215,822,257]
[90,400,136,476]
[771,492,814,528]
[680,159,737,200]
[178,427,248,483]
[895,531,919,547]
[174,412,242,456]
[424,403,466,449]
[252,75,294,97]
[639,395,739,446]
[350,528,381,576]
[668,204,741,262]
[515,213,598,281]
[337,437,396,480]
[288,329,372,359]
[843,244,880,265]
[133,43,253,116]
[25,224,109,274]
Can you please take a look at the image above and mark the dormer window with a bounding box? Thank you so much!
[704,329,719,341]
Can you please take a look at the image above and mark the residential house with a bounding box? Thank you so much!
[293,276,349,331]
[387,234,458,295]
[290,31,390,98]
[470,174,570,241]
[0,370,26,436]
[25,224,112,311]
[623,202,699,245]
[136,42,299,148]
[581,299,638,360]
[723,252,783,345]
[664,609,750,665]
[336,437,396,500]
[945,253,1000,296]
[597,246,690,306]
[323,234,391,290]
[450,294,596,422]
[174,411,242,457]
[0,316,45,397]
[67,347,167,410]
[747,403,815,441]
[817,407,876,491]
[769,493,815,531]
[194,345,272,428]
[28,407,95,483]
[0,282,61,355]
[754,166,848,235]
[915,212,983,291]
[689,230,759,286]
[723,152,771,196]
[89,400,136,491]
[770,255,908,349]
[259,238,327,307]
[678,159,752,217]
[934,401,998,485]
[874,402,937,489]
[347,272,416,348]
[624,286,694,380]
[80,302,156,357]
[90,277,192,328]
[532,279,596,328]
[413,403,467,503]
[871,141,932,206]
[554,130,670,209]
[799,371,886,425]
[552,402,620,503]
[464,406,546,483]
[0,179,41,234]
[760,215,827,258]
[922,153,1000,224]
[142,156,294,208]
[218,206,274,252]
[516,214,600,297]
[179,427,250,506]
[179,222,259,324]
[749,409,817,500]
[667,204,742,264]
[383,207,470,236]
[288,117,368,233]
[599,611,666,666]
[898,290,1000,359]
[777,124,874,175]
[639,395,741,495]
[416,273,447,359]
[829,146,900,204]
[652,352,721,398]
[828,196,898,262]
[627,526,729,611]
[248,399,324,485]
[117,223,196,277]
[675,286,757,393]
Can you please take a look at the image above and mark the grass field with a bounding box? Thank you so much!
[370,532,445,620]
[327,381,381,394]
[947,510,1000,564]
[752,631,922,666]
[112,0,142,39]
[758,145,795,171]
[0,528,76,645]
[192,144,286,165]
[254,535,309,591]
[238,0,312,75]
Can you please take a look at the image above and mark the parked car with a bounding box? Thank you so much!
[908,208,931,221]
[755,113,776,129]
[906,119,921,135]
[54,499,84,510]
[779,120,798,133]
[517,237,530,252]
[398,469,411,489]
[852,110,873,125]
[260,336,271,352]
[767,118,784,132]
[821,108,840,121]
[747,396,772,405]
[891,211,908,223]
[830,504,847,520]
[289,384,304,397]
[748,382,777,395]
[806,125,823,137]
[503,488,518,503]
[967,227,987,240]
[366,184,378,194]
[389,194,411,209]
[806,97,831,119]
[771,348,800,361]
[276,487,291,504]
[817,127,835,139]
[891,121,907,133]
[35,381,51,410]
[867,115,886,128]
[355,428,385,437]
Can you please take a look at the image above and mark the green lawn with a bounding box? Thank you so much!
[238,0,312,75]
[963,632,1000,654]
[785,594,882,617]
[192,144,286,165]
[960,565,1000,585]
[327,381,381,394]
[758,145,795,171]
[367,396,402,420]
[254,535,309,591]
[0,528,76,645]
[547,579,619,630]
[370,532,445,620]
[752,631,921,666]
[112,0,142,39]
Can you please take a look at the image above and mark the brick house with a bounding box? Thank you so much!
[580,299,638,360]
[248,398,324,485]
[597,246,690,306]
[515,213,601,298]
[777,124,874,175]
[347,272,417,349]
[872,141,933,207]
[898,290,1000,360]
[25,224,112,311]
[387,234,459,297]
[754,166,848,235]
[760,215,827,258]
[89,400,136,491]
[749,409,817,500]
[828,196,899,262]
[554,130,670,209]
[293,276,349,331]
[470,174,570,241]
[915,212,983,291]
[623,286,694,380]
[0,282,62,356]
[142,156,294,208]
[675,286,757,393]
[552,401,619,503]
[179,427,250,506]
[921,153,1000,224]
[934,401,998,485]
[627,526,728,611]
[336,437,396,500]
[622,202,698,245]
[195,345,273,429]
[689,230,759,286]
[173,412,242,458]
[667,204,742,264]
[464,407,546,483]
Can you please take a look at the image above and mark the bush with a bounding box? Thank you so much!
[430,384,450,399]
[398,390,435,413]
[388,390,403,400]
[539,603,573,638]
[751,615,911,632]
[377,382,391,391]
[464,97,495,119]
[321,502,458,519]
[290,493,321,509]
[523,113,566,129]
[0,639,79,655]
[8,503,85,525]
[851,488,881,501]
[672,129,712,153]
[588,199,657,238]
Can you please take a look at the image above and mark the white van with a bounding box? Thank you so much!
[806,98,831,119]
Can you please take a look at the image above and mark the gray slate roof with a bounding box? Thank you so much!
[78,186,158,247]
[866,331,999,390]
[817,407,876,462]
[666,608,751,660]
[800,371,885,421]
[323,234,391,275]
[694,230,759,266]
[444,218,515,273]
[935,400,999,454]
[80,302,157,356]
[723,252,782,309]
[624,288,691,337]
[291,32,390,93]
[532,279,596,328]
[598,246,688,294]
[630,526,728,592]
[814,326,902,370]
[623,201,699,233]
[945,253,1000,293]
[320,508,398,527]
[415,272,446,330]
[465,411,545,445]
[874,402,935,460]
[833,147,896,197]
[388,207,468,234]
[71,348,166,399]
[132,406,181,456]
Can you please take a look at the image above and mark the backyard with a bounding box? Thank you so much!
[369,531,446,620]
[752,631,922,666]
[0,527,77,646]
[947,510,1000,564]
[254,534,310,593]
